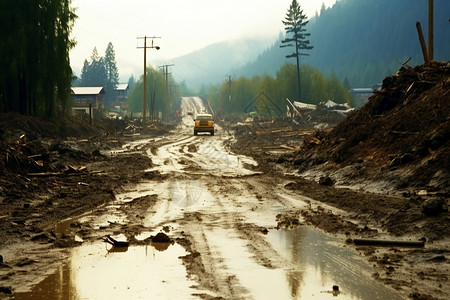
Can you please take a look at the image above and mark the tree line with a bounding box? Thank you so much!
[204,63,352,116]
[235,0,450,88]
[74,42,120,104]
[0,0,76,118]
[127,66,190,120]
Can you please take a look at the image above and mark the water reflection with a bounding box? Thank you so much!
[266,227,403,299]
[13,242,196,300]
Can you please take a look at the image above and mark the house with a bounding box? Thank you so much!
[110,83,129,111]
[71,87,105,115]
[350,84,381,108]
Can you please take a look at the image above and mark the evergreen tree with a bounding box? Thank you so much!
[280,0,313,102]
[127,75,135,92]
[80,47,107,88]
[0,0,76,117]
[104,42,119,101]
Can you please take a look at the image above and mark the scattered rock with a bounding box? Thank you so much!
[0,286,12,295]
[152,232,171,243]
[276,156,286,164]
[319,176,334,186]
[422,197,446,216]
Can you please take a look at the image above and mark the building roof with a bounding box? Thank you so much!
[115,83,129,91]
[71,87,105,95]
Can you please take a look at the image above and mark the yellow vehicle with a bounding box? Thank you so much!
[194,113,214,136]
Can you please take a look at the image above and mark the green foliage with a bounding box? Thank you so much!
[235,0,450,88]
[280,0,313,58]
[127,66,167,117]
[280,0,313,102]
[79,44,120,104]
[0,0,77,117]
[104,42,120,100]
[209,63,352,116]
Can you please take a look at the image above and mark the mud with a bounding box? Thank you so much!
[0,90,449,300]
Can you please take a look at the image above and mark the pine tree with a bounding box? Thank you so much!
[280,0,313,102]
[104,42,120,102]
[0,0,76,117]
[80,48,107,88]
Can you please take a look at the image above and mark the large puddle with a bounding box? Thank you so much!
[12,242,197,300]
[264,227,404,299]
[11,227,403,300]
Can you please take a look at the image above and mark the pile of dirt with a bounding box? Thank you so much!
[294,62,450,193]
[0,113,167,249]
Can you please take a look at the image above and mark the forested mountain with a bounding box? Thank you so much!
[235,0,450,88]
[167,38,273,92]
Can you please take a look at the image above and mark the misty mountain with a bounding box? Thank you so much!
[169,0,449,91]
[164,38,274,92]
[234,0,450,88]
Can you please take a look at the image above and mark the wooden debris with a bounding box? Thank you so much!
[103,235,129,247]
[353,238,425,247]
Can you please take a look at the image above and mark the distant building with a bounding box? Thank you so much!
[71,87,105,115]
[351,88,374,107]
[110,83,129,111]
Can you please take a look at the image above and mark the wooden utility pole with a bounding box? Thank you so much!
[428,0,434,61]
[416,22,429,63]
[159,64,174,121]
[227,75,232,114]
[137,36,160,121]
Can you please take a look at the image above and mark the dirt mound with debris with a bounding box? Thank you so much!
[0,113,167,249]
[294,62,450,193]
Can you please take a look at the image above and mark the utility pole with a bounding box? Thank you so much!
[428,0,434,61]
[227,75,232,115]
[137,36,160,121]
[159,64,174,121]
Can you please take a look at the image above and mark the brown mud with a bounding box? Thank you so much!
[0,63,449,299]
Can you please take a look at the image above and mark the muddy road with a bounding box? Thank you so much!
[0,97,447,299]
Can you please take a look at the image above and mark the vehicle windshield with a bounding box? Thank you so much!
[197,115,212,121]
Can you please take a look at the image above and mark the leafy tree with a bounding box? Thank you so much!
[127,66,167,119]
[280,0,313,102]
[0,0,77,117]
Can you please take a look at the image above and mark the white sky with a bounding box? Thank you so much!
[70,0,337,81]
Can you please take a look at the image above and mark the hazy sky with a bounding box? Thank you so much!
[70,0,338,81]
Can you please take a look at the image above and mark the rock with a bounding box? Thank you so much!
[276,156,286,164]
[152,232,171,243]
[319,176,334,186]
[0,286,12,295]
[422,197,446,216]
[293,157,305,165]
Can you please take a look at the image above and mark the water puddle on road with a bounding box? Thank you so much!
[12,241,197,300]
[264,227,404,299]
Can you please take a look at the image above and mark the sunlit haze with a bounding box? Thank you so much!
[70,0,338,81]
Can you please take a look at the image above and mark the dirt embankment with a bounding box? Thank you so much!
[0,114,167,250]
[231,62,450,241]
[228,63,449,300]
[295,62,450,194]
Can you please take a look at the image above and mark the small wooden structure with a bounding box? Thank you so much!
[71,87,105,116]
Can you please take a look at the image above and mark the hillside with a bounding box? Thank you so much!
[234,0,450,88]
[294,61,450,195]
[166,38,274,92]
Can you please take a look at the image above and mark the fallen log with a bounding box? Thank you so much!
[103,235,129,247]
[353,238,425,247]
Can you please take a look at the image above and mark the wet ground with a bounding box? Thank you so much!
[1,97,448,299]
